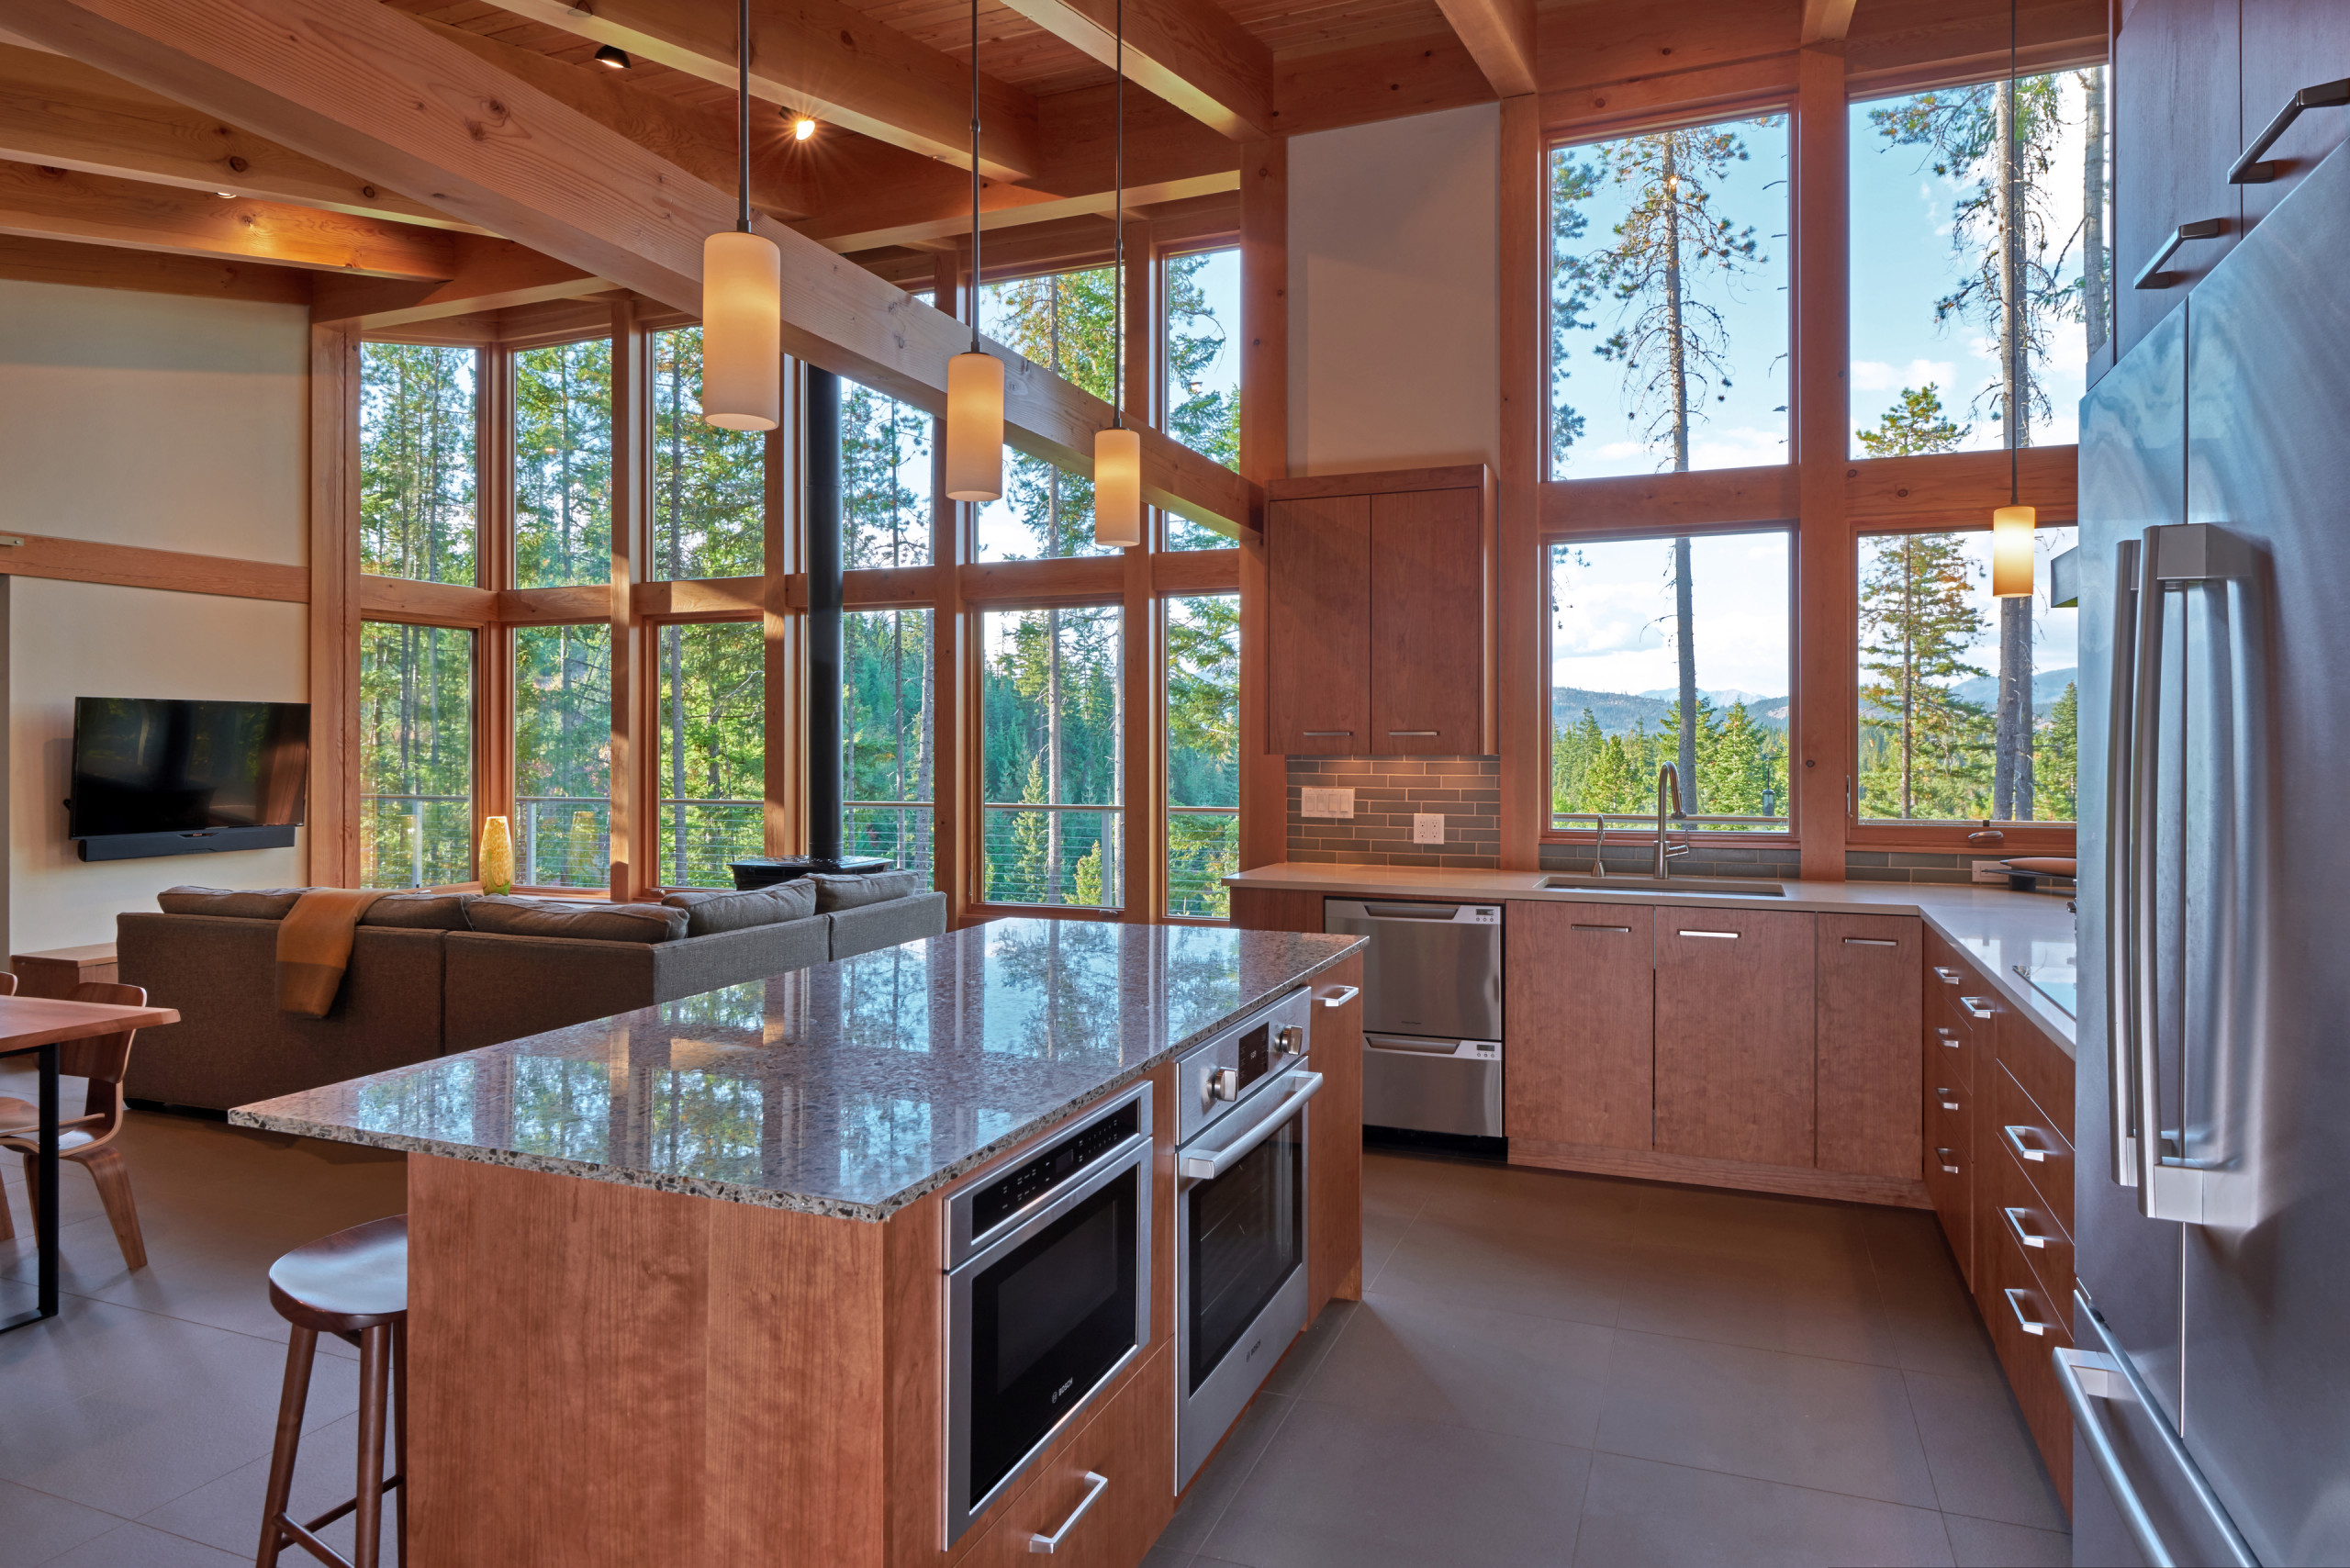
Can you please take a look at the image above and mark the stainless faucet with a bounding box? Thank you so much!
[1561,812,1609,878]
[1654,764,1694,879]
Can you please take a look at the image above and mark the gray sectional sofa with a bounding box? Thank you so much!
[116,880,946,1112]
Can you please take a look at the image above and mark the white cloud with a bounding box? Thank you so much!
[1852,358,1956,393]
[1690,426,1788,467]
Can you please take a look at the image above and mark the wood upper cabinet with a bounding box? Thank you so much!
[1265,468,1491,756]
[1505,901,1654,1150]
[1815,913,1921,1181]
[1266,492,1371,756]
[1654,909,1817,1168]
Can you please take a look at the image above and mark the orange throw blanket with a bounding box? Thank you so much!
[277,889,390,1017]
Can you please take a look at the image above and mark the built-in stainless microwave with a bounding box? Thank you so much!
[942,1082,1152,1548]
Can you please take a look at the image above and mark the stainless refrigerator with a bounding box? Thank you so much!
[2069,141,2350,1565]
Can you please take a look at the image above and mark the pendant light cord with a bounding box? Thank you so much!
[969,0,982,353]
[1113,0,1125,430]
[737,0,752,233]
[2008,0,2019,508]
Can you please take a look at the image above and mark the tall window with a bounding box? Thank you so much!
[981,606,1123,907]
[1549,115,1790,480]
[847,608,934,880]
[1849,69,2111,455]
[1548,532,1791,831]
[359,622,473,888]
[1164,247,1239,551]
[359,343,476,584]
[652,327,764,580]
[1165,594,1237,916]
[979,269,1117,562]
[843,377,933,568]
[655,621,763,887]
[514,623,610,887]
[1856,524,2079,823]
[513,339,612,588]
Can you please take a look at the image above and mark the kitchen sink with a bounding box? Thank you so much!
[1536,874,1787,897]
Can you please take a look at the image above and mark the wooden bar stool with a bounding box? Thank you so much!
[257,1215,408,1568]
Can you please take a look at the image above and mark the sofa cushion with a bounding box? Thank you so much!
[360,890,478,930]
[156,886,317,920]
[828,890,949,960]
[661,880,816,935]
[464,897,688,944]
[810,869,921,912]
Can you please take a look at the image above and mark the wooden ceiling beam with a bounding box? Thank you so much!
[308,232,609,329]
[0,228,310,301]
[1429,0,1538,98]
[0,160,453,275]
[812,171,1237,254]
[0,40,469,230]
[489,0,1045,182]
[991,0,1276,140]
[1802,0,1861,44]
[10,0,1257,536]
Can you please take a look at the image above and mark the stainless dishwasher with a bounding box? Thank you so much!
[1322,899,1503,1140]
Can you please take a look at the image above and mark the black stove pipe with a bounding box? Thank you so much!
[806,367,844,867]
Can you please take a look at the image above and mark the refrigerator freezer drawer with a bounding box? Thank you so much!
[1361,1033,1502,1138]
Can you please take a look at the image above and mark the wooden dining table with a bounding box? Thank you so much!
[0,993,178,1333]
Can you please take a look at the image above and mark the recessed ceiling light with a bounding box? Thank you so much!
[216,190,236,199]
[790,115,817,141]
[592,44,632,69]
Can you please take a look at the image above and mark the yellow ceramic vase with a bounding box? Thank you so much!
[479,815,515,895]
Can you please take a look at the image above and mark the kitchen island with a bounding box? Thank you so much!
[236,918,1367,1568]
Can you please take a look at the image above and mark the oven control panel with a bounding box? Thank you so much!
[1176,987,1314,1144]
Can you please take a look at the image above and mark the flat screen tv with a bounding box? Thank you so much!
[69,697,309,859]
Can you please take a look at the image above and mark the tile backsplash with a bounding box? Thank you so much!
[1286,757,1499,868]
[1846,850,2076,894]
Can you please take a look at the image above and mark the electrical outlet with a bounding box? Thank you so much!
[1300,787,1354,819]
[1413,813,1445,845]
[1972,859,2011,884]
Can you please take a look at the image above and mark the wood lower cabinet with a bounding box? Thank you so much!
[1922,1067,1975,1289]
[1815,914,1921,1179]
[958,1341,1175,1568]
[1983,1210,2075,1506]
[1306,954,1365,1315]
[1504,901,1655,1149]
[1654,910,1817,1167]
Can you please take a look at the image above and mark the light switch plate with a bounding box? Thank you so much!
[1972,859,2011,884]
[1300,787,1354,819]
[1413,813,1445,845]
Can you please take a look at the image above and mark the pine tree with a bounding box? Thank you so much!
[1858,533,1991,819]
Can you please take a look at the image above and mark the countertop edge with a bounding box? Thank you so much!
[232,935,1369,1223]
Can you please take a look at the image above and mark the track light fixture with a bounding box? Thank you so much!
[592,44,632,69]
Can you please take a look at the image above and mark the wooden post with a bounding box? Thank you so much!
[1794,44,1852,882]
[1237,138,1287,871]
[609,299,652,901]
[307,321,363,890]
[1121,217,1160,921]
[1496,95,1544,871]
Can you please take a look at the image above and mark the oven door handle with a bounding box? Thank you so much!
[1180,1071,1324,1182]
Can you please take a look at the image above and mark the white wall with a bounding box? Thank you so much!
[0,280,310,956]
[1288,104,1500,476]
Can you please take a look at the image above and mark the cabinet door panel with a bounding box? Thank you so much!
[1505,901,1653,1149]
[1654,909,1816,1167]
[2115,0,2241,355]
[1816,914,1921,1179]
[2240,1,2350,237]
[1307,955,1364,1316]
[1368,487,1483,756]
[1268,494,1370,755]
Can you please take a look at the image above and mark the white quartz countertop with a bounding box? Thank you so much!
[1225,863,2079,1055]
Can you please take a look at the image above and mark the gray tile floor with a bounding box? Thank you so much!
[1149,1149,2071,1568]
[0,1072,2067,1568]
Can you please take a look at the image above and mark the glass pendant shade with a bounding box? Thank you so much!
[945,350,1004,502]
[701,230,782,431]
[1093,426,1142,546]
[1991,504,2037,598]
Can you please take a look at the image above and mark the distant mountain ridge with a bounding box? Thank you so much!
[1948,666,2077,715]
[1552,685,1789,736]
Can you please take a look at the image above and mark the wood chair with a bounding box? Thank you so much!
[0,980,151,1270]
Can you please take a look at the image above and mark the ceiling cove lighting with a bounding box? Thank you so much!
[1092,0,1141,548]
[943,0,1004,503]
[1990,0,2034,599]
[592,44,632,69]
[700,0,781,432]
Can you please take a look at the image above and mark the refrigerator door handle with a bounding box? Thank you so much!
[2107,536,2143,1188]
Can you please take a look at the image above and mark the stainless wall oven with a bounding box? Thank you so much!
[1175,986,1320,1488]
[944,1082,1152,1548]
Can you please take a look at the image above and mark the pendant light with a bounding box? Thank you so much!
[702,0,782,432]
[1989,0,2034,598]
[1091,0,1142,548]
[944,0,1004,503]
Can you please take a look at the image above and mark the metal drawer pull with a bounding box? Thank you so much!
[1937,1090,1960,1111]
[2004,1206,2053,1250]
[1842,936,1898,946]
[1386,729,1438,736]
[1301,730,1353,736]
[1935,1026,1962,1047]
[2004,1288,2053,1337]
[1029,1471,1109,1553]
[1935,1147,1960,1174]
[2231,76,2350,183]
[1678,929,1738,939]
[1314,984,1360,1009]
[2002,1125,2054,1163]
[1573,924,1633,933]
[2132,217,2228,289]
[1933,967,1963,984]
[1959,995,1996,1020]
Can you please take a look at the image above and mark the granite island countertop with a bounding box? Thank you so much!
[232,919,1365,1222]
[1226,862,2079,1054]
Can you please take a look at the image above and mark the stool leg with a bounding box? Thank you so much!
[352,1323,390,1568]
[391,1319,408,1554]
[256,1326,318,1568]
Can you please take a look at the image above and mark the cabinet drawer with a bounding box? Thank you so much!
[1922,1075,1973,1287]
[1926,1014,1976,1092]
[1987,1126,2073,1316]
[960,1343,1173,1568]
[1993,1061,2075,1238]
[1983,1215,2074,1506]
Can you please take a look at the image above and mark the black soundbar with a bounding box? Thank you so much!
[75,824,298,862]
